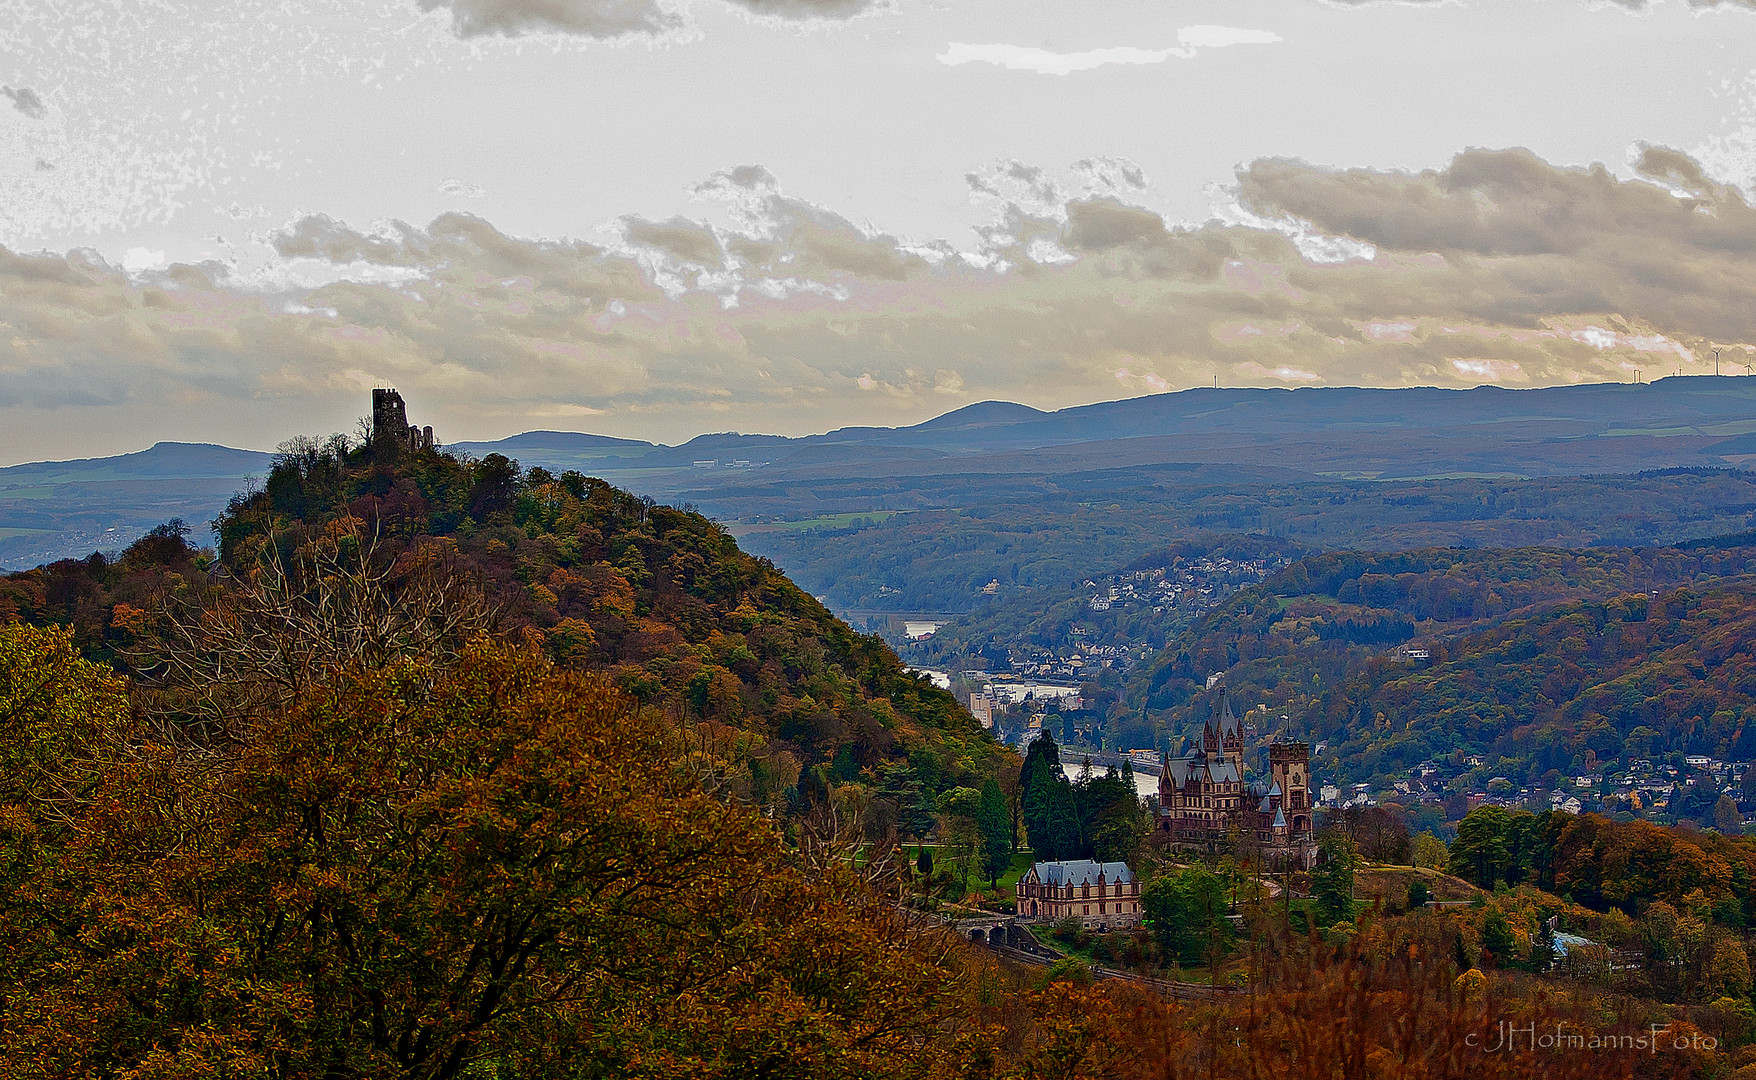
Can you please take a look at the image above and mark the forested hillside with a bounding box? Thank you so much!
[742,467,1756,616]
[1,431,1003,812]
[1124,545,1756,790]
[902,534,1301,665]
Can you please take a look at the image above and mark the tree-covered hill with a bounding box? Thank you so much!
[1123,544,1756,794]
[2,430,1004,810]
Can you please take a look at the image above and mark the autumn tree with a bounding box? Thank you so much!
[0,566,982,1079]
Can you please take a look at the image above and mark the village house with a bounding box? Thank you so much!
[1016,860,1141,930]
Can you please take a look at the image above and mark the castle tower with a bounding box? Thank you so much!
[1269,742,1311,833]
[372,388,409,442]
[370,388,433,452]
[1201,683,1245,777]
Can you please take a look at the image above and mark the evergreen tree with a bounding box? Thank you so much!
[1020,732,1064,857]
[916,847,934,878]
[1141,866,1230,966]
[878,764,937,840]
[977,778,1012,889]
[1480,908,1516,968]
[1447,806,1513,887]
[1087,769,1145,864]
[1312,836,1358,926]
[1406,879,1431,909]
[1046,774,1082,861]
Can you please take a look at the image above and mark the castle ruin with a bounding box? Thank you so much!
[372,388,435,452]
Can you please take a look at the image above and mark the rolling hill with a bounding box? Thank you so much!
[6,377,1756,572]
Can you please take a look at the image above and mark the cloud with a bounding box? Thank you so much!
[1177,25,1282,48]
[2,86,46,120]
[415,0,684,39]
[1594,0,1756,9]
[416,0,880,39]
[6,147,1756,456]
[439,178,487,199]
[938,26,1280,75]
[1325,0,1756,8]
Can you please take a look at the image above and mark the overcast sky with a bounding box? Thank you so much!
[2,0,1755,462]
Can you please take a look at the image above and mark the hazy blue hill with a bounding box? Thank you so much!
[0,441,273,483]
[0,442,277,570]
[449,430,655,454]
[381,377,1756,492]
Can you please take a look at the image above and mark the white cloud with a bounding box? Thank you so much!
[1177,25,1282,49]
[121,247,167,274]
[439,178,488,199]
[937,26,1280,76]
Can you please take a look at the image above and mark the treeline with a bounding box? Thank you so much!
[1448,806,1756,1004]
[1019,732,1148,863]
[1449,806,1756,921]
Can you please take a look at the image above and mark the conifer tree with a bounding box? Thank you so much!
[978,778,1011,889]
[1312,836,1359,926]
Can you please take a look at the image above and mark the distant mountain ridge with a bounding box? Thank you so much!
[456,377,1756,484]
[0,441,274,482]
[4,378,1755,569]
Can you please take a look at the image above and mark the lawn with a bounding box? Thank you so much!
[902,847,1034,910]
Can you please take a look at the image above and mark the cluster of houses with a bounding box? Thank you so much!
[1318,750,1753,829]
[1082,554,1283,616]
[980,555,1285,682]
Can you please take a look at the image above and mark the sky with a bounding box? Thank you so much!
[2,0,1756,463]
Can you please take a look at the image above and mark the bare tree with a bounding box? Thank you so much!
[130,522,495,742]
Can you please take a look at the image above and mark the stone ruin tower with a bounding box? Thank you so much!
[371,388,434,452]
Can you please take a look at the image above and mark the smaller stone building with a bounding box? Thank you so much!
[1016,859,1141,930]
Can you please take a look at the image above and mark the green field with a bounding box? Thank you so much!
[732,510,904,535]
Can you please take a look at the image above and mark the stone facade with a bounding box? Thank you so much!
[372,388,435,452]
[1016,859,1141,930]
[1157,683,1317,870]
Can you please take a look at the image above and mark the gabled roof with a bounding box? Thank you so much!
[1031,859,1136,887]
[1205,760,1240,784]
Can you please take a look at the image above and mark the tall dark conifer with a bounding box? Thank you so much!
[1020,732,1063,857]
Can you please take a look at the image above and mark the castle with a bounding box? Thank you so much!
[1157,682,1317,870]
[372,388,435,452]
